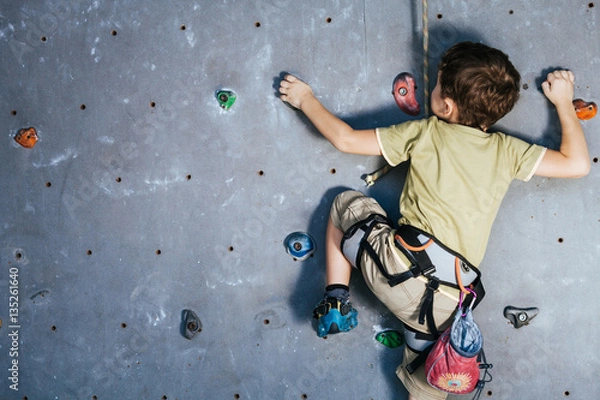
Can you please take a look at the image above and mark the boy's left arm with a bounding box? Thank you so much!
[534,70,591,178]
[279,74,381,156]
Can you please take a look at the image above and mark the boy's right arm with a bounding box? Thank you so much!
[534,70,591,178]
[279,74,381,156]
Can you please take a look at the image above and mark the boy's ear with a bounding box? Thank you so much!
[443,97,460,123]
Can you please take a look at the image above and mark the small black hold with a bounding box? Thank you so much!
[182,309,202,339]
[503,305,539,328]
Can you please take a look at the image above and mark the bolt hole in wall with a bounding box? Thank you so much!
[156,249,162,255]
[11,110,17,116]
[80,104,86,110]
[111,29,117,36]
[564,391,571,396]
[558,237,564,243]
[46,181,52,187]
[255,21,261,28]
[593,157,598,163]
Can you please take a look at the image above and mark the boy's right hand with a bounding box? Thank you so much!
[279,74,314,110]
[541,70,575,109]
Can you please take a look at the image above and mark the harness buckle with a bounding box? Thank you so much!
[419,257,436,276]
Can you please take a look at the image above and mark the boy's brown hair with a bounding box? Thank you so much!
[438,41,521,131]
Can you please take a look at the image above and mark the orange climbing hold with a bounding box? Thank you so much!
[573,98,597,120]
[14,127,38,148]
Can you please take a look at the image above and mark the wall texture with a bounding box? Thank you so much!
[0,1,598,399]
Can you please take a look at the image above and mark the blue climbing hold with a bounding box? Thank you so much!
[284,231,316,261]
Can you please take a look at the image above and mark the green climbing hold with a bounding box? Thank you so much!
[375,330,404,348]
[216,90,236,110]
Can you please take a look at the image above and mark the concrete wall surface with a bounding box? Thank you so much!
[0,1,598,399]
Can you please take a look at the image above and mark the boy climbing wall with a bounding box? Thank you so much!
[278,42,590,400]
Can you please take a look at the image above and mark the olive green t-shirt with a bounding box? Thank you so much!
[376,116,546,267]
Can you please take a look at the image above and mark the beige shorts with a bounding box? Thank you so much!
[330,190,460,400]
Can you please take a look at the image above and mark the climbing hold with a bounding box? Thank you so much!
[503,305,539,329]
[216,90,236,110]
[30,290,50,303]
[14,127,39,148]
[284,232,316,261]
[392,72,420,116]
[573,98,597,120]
[181,309,202,339]
[375,329,404,348]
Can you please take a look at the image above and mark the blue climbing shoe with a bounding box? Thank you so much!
[313,297,358,337]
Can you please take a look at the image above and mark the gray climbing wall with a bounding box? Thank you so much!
[0,1,598,399]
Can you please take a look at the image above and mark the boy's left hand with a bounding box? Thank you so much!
[541,70,575,109]
[279,74,314,110]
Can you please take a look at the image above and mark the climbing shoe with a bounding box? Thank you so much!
[313,297,358,337]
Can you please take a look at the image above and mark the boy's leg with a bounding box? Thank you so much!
[325,216,351,286]
[313,190,388,337]
[313,216,357,337]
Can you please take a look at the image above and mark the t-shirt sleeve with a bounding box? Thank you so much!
[376,120,425,166]
[504,135,547,182]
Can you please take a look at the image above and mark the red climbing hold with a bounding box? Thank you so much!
[573,98,597,120]
[14,127,38,148]
[392,72,420,116]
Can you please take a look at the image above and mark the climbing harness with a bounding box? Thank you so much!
[341,215,485,338]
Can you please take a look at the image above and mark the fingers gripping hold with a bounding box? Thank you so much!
[278,74,313,110]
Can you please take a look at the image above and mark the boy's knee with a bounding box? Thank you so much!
[330,190,388,234]
[330,190,366,228]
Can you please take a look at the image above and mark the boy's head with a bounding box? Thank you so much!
[436,41,520,131]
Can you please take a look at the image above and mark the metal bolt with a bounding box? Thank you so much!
[187,321,198,331]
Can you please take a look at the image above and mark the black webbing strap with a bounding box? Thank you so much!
[360,239,425,288]
[405,344,434,375]
[419,277,440,336]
